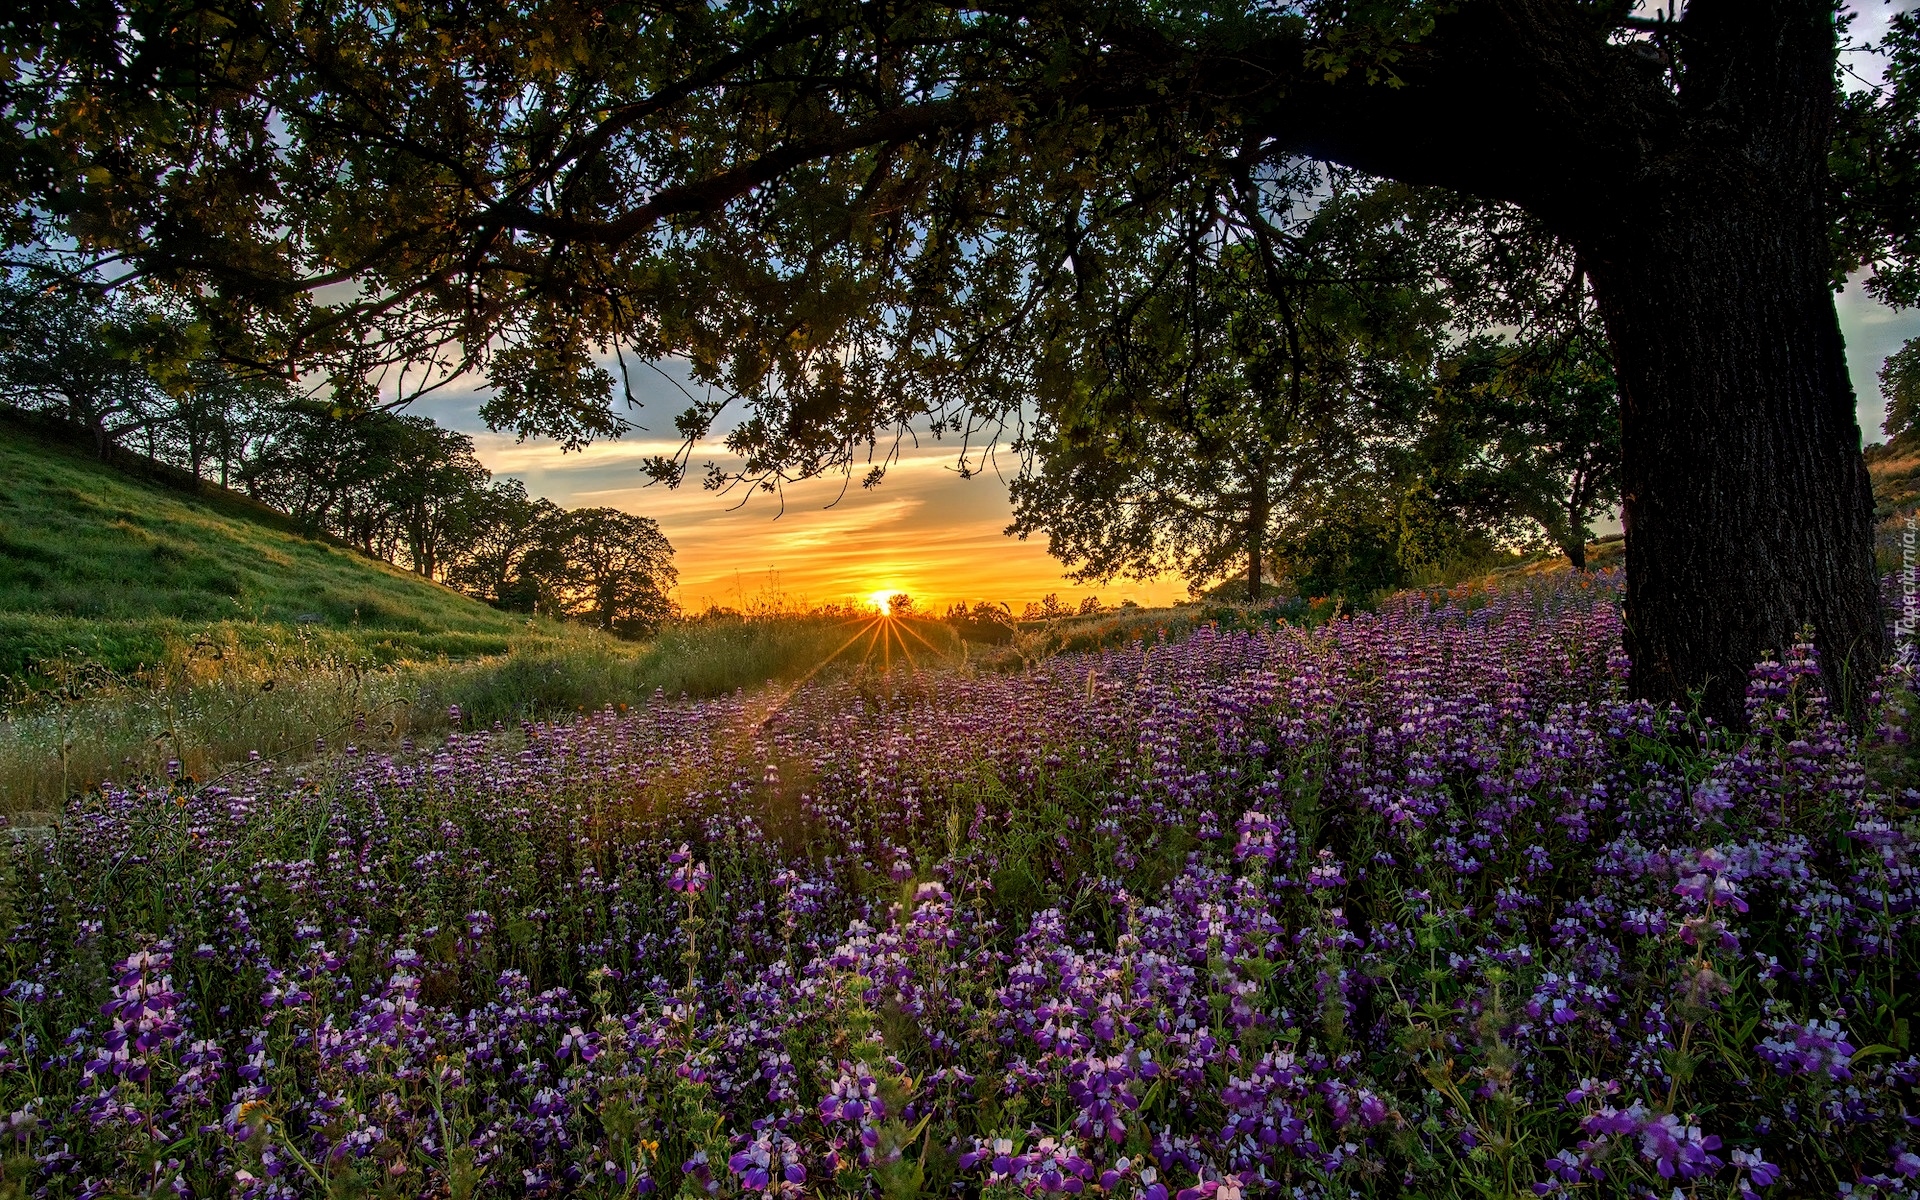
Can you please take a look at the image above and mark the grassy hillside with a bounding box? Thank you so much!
[0,419,993,805]
[1863,438,1920,575]
[0,414,650,806]
[0,413,558,681]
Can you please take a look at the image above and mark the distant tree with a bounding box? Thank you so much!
[236,400,363,529]
[544,508,678,637]
[0,277,165,457]
[157,362,289,488]
[237,402,492,570]
[1277,485,1412,606]
[369,422,490,578]
[1021,594,1073,623]
[442,480,566,610]
[1885,341,1920,447]
[943,601,1015,643]
[1414,336,1622,570]
[885,593,915,618]
[1076,596,1106,617]
[1007,174,1445,602]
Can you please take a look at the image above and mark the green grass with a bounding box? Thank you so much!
[0,615,981,811]
[0,412,1353,809]
[0,415,676,806]
[0,413,548,679]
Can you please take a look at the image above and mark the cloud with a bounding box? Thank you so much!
[444,416,1138,610]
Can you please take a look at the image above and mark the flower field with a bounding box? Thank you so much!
[3,574,1919,1199]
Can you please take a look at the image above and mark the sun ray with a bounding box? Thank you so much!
[723,602,964,743]
[736,612,895,732]
[893,619,949,658]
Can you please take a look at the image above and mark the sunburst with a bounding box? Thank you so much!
[733,588,955,734]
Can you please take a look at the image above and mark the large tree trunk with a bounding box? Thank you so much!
[1582,203,1882,722]
[1290,1,1886,725]
[1556,3,1883,724]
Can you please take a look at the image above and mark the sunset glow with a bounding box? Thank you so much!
[415,274,1909,618]
[440,414,1193,614]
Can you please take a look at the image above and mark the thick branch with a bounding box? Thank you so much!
[467,97,981,245]
[1253,1,1676,222]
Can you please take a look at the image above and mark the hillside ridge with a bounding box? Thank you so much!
[0,409,549,680]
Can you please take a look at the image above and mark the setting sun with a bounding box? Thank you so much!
[866,588,897,613]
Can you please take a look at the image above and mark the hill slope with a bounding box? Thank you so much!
[0,415,550,679]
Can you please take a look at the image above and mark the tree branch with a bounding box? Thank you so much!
[466,97,981,245]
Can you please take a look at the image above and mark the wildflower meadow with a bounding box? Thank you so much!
[3,573,1918,1199]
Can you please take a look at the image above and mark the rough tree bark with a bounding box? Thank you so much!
[1583,194,1882,720]
[1563,503,1588,572]
[1568,1,1886,721]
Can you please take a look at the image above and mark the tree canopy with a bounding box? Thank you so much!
[1004,170,1452,600]
[5,0,1918,717]
[10,0,1892,472]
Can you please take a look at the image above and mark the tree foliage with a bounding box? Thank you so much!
[0,0,1798,477]
[1887,336,1920,448]
[1003,164,1621,600]
[1005,169,1446,600]
[1411,335,1622,570]
[0,276,176,456]
[541,507,679,636]
[441,478,566,611]
[1834,8,1920,309]
[235,412,679,633]
[237,403,489,570]
[4,0,1915,714]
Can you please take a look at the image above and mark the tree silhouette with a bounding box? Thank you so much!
[543,508,678,637]
[8,0,1916,716]
[1006,173,1445,601]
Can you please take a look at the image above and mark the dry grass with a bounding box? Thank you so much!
[0,612,976,812]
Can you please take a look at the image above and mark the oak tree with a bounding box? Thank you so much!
[1006,173,1447,601]
[1416,336,1622,571]
[6,0,1914,717]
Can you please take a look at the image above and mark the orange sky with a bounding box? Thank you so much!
[482,432,1187,613]
[442,418,1190,614]
[411,277,1915,614]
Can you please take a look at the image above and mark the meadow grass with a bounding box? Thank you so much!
[3,578,1548,809]
[0,612,976,810]
[0,415,638,807]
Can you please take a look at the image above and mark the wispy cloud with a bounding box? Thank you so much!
[466,427,1182,610]
[441,411,1136,611]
